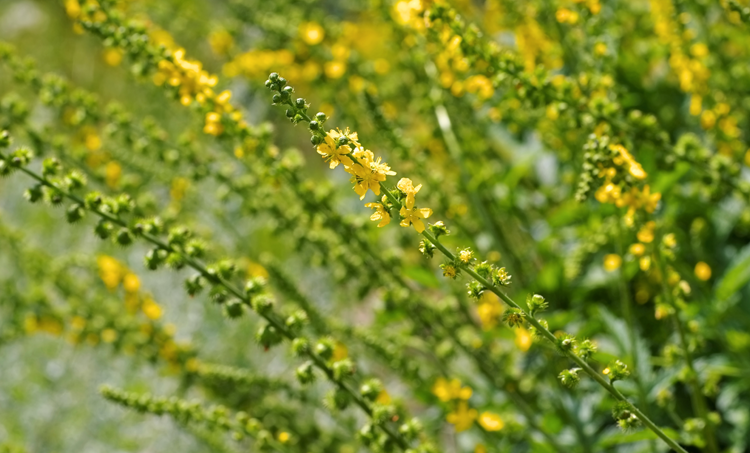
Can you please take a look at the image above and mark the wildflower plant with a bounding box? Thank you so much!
[1,1,750,452]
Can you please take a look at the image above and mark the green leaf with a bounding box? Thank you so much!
[403,266,440,288]
[715,243,750,301]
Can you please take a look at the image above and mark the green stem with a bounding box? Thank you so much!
[376,181,687,453]
[652,246,718,453]
[15,165,412,452]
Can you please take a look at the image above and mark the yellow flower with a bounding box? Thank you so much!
[123,273,141,293]
[316,129,359,169]
[101,328,118,343]
[629,243,646,256]
[446,402,478,432]
[278,432,290,443]
[663,233,676,248]
[694,261,711,281]
[142,298,163,320]
[515,327,532,352]
[364,199,391,228]
[442,264,457,279]
[399,206,433,233]
[478,412,504,431]
[432,378,472,402]
[603,254,622,272]
[349,148,396,199]
[397,178,422,209]
[637,221,656,243]
[300,22,325,45]
[611,144,647,179]
[640,255,651,271]
[459,249,474,263]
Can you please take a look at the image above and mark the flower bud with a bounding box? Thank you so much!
[315,112,327,123]
[296,361,315,384]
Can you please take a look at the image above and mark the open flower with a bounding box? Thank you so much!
[397,177,422,209]
[349,148,396,199]
[364,198,391,227]
[446,402,478,432]
[316,133,353,169]
[400,206,432,233]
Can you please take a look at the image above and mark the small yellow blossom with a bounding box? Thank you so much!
[594,42,607,56]
[123,273,141,293]
[640,256,651,271]
[278,432,290,443]
[459,249,474,263]
[442,264,457,279]
[332,342,348,361]
[300,22,325,45]
[663,233,676,248]
[324,61,346,79]
[142,298,163,320]
[637,221,656,243]
[349,148,396,199]
[630,243,646,256]
[432,378,472,402]
[376,390,392,404]
[604,254,622,272]
[611,144,647,179]
[694,261,711,281]
[316,129,359,169]
[475,444,487,453]
[446,402,478,432]
[556,8,579,24]
[515,327,532,352]
[103,48,123,66]
[397,178,422,209]
[364,199,391,228]
[478,412,504,431]
[101,328,118,343]
[399,206,433,233]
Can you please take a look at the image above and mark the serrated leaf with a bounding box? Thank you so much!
[716,243,750,301]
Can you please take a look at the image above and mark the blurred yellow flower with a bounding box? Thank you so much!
[694,261,711,281]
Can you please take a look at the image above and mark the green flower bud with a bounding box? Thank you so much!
[291,338,309,356]
[250,294,274,315]
[295,361,315,384]
[604,360,630,382]
[309,120,319,131]
[184,274,205,295]
[115,228,134,246]
[223,299,245,318]
[360,379,384,401]
[0,130,10,148]
[256,324,282,349]
[527,294,548,315]
[66,203,85,223]
[332,358,355,380]
[428,221,450,237]
[23,184,43,203]
[42,158,62,177]
[324,388,351,411]
[315,338,334,360]
[269,72,279,82]
[272,94,281,104]
[558,368,581,388]
[244,277,267,297]
[315,112,327,123]
[94,220,114,239]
